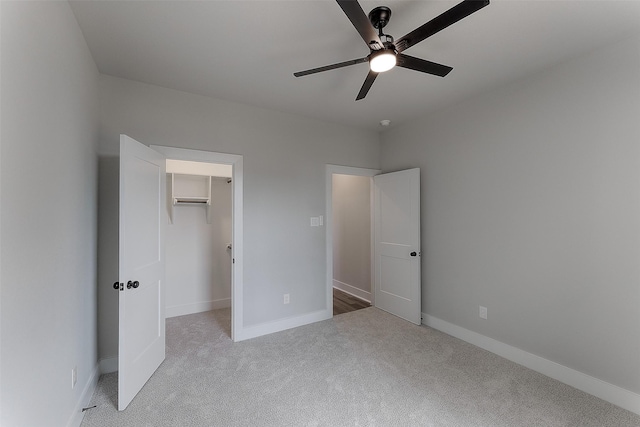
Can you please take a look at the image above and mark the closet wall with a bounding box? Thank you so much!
[166,175,232,318]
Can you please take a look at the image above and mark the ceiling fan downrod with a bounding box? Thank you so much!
[367,6,397,73]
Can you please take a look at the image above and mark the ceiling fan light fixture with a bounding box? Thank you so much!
[369,49,397,73]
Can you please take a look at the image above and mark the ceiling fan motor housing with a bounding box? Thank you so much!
[380,34,395,47]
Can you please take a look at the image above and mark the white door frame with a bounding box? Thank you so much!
[325,165,381,314]
[151,145,243,341]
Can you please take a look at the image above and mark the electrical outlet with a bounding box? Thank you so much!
[283,293,290,304]
[71,366,77,389]
[479,306,488,320]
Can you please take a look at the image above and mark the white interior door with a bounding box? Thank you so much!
[374,168,421,324]
[118,135,166,410]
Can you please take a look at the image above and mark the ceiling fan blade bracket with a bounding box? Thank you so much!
[395,40,409,52]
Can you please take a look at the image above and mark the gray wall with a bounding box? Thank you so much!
[96,74,380,359]
[0,2,100,426]
[380,35,640,395]
[332,174,371,300]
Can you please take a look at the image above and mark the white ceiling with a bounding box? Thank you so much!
[69,0,640,132]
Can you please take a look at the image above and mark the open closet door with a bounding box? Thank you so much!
[118,135,166,410]
[373,168,421,325]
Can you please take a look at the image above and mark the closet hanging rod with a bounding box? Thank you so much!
[173,197,210,205]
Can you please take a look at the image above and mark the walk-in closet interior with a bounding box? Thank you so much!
[165,160,232,329]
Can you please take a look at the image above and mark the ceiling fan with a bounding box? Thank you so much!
[294,0,490,101]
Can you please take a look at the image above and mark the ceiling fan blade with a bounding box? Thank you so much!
[355,71,378,101]
[397,54,453,77]
[395,0,490,52]
[294,57,368,77]
[336,0,383,50]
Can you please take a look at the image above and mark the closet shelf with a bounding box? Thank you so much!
[169,173,213,224]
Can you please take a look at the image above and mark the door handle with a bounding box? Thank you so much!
[113,281,122,290]
[127,280,140,289]
[410,252,417,256]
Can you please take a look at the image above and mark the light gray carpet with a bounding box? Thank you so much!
[81,308,640,426]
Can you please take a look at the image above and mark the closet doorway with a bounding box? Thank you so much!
[152,145,243,341]
[165,159,233,335]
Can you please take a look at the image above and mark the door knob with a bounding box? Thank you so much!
[127,280,140,289]
[133,281,139,289]
[113,281,121,290]
[410,252,417,257]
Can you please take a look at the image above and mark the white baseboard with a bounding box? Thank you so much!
[333,280,371,302]
[422,313,640,416]
[235,309,332,342]
[99,356,118,374]
[66,362,99,427]
[166,298,231,318]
